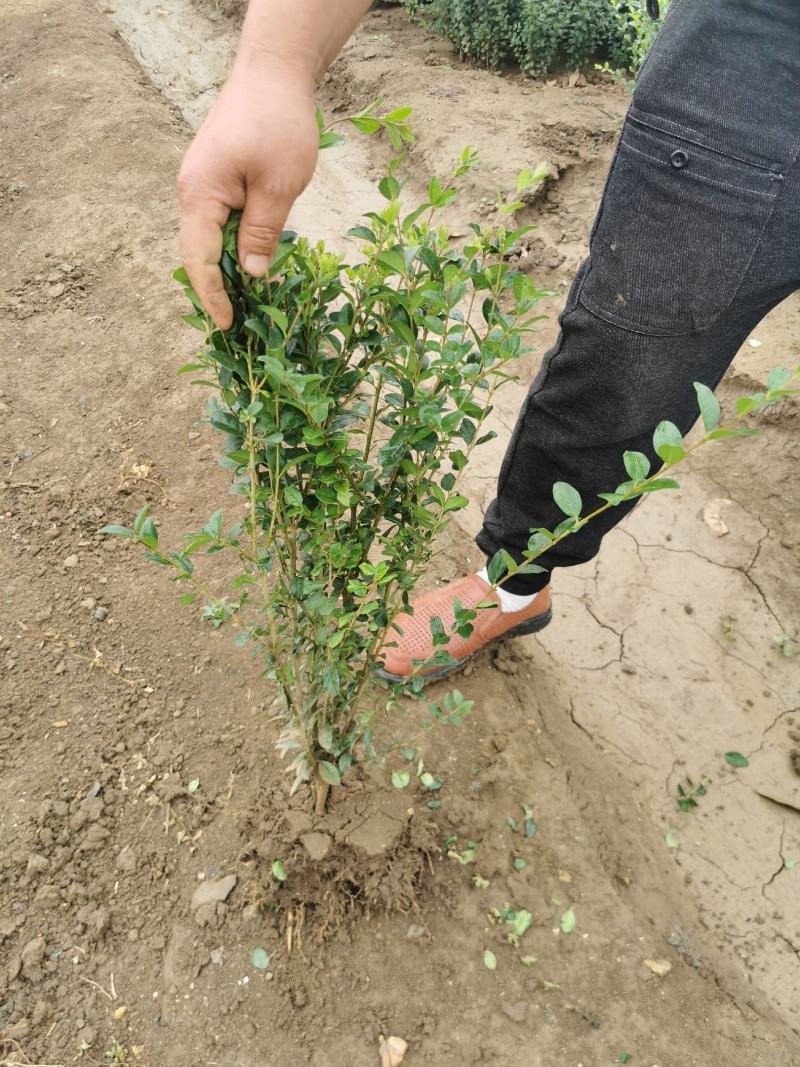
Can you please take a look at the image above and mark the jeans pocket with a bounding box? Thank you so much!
[579,113,783,336]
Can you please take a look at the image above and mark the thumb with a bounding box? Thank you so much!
[237,185,293,278]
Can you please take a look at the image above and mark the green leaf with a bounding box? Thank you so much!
[243,317,272,346]
[347,225,377,243]
[483,949,497,972]
[420,773,443,791]
[181,313,207,332]
[618,1053,632,1064]
[318,761,341,786]
[653,421,685,464]
[623,451,650,484]
[98,524,133,539]
[350,115,382,135]
[766,366,791,392]
[378,175,401,200]
[260,306,289,335]
[319,130,345,150]
[664,829,679,850]
[133,505,151,536]
[249,948,270,970]
[517,562,546,575]
[139,517,159,550]
[187,778,200,795]
[774,633,799,658]
[392,770,411,790]
[707,427,760,440]
[724,751,749,769]
[322,666,340,697]
[514,857,527,871]
[318,723,334,751]
[693,381,721,432]
[385,105,413,124]
[638,478,680,493]
[443,494,469,513]
[560,907,576,934]
[487,549,514,586]
[507,909,533,941]
[203,509,223,539]
[390,317,415,346]
[271,860,287,882]
[552,481,582,518]
[377,249,406,275]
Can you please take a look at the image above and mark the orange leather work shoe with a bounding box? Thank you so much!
[376,573,552,684]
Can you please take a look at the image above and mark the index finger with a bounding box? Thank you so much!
[178,201,233,331]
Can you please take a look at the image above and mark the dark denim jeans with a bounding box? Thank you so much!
[477,0,800,593]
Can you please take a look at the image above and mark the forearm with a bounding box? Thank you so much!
[235,0,373,89]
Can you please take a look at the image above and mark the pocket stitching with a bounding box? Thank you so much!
[620,138,781,199]
[628,105,785,173]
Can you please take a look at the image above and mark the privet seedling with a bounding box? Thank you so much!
[104,116,550,814]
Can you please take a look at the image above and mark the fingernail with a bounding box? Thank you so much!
[243,254,269,277]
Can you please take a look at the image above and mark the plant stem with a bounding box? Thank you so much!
[314,777,330,817]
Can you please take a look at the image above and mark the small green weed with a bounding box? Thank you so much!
[774,633,799,658]
[676,775,710,812]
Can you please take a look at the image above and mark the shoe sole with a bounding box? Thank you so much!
[374,607,553,686]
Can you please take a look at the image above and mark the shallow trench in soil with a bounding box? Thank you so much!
[1,0,799,1065]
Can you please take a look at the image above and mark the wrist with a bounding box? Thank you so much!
[233,39,318,92]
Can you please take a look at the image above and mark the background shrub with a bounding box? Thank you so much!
[403,0,664,79]
[423,0,523,71]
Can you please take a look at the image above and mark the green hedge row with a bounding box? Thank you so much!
[402,0,649,79]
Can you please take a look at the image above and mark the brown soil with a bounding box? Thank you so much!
[2,2,799,1066]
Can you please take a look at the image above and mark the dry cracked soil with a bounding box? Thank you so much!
[1,2,799,1066]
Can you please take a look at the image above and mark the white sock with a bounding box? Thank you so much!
[477,567,537,613]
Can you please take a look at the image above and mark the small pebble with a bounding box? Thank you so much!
[94,606,108,622]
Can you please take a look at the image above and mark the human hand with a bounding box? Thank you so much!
[177,62,319,329]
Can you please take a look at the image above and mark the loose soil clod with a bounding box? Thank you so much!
[379,1035,408,1067]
